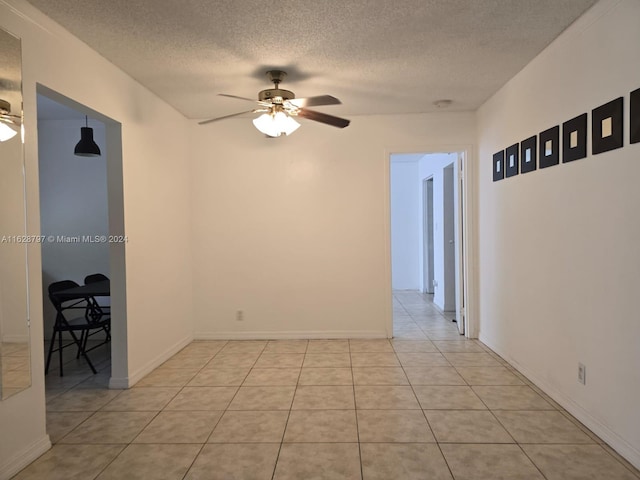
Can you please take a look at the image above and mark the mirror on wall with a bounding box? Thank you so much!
[0,27,30,399]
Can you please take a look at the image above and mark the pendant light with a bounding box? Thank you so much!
[74,115,101,157]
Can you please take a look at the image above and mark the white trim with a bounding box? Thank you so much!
[194,330,388,340]
[0,434,50,480]
[459,146,476,337]
[382,148,394,338]
[108,334,192,389]
[0,335,29,343]
[481,334,640,472]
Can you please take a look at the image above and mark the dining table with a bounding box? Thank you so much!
[54,280,110,301]
[50,279,111,374]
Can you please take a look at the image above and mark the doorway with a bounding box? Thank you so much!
[36,85,128,387]
[389,151,467,336]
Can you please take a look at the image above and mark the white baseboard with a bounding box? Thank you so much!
[0,335,29,343]
[194,330,389,340]
[480,333,640,472]
[109,335,193,389]
[0,434,51,480]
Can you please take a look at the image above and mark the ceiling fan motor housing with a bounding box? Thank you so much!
[0,99,11,114]
[258,88,295,104]
[259,70,294,104]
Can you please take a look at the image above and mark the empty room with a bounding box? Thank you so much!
[0,0,639,479]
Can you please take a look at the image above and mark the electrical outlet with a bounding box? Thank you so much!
[236,310,244,321]
[578,363,586,385]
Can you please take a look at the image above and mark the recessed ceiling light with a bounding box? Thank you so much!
[434,99,453,108]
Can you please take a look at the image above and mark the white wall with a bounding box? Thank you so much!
[0,1,193,477]
[190,114,476,339]
[38,117,109,339]
[390,155,422,290]
[476,0,640,468]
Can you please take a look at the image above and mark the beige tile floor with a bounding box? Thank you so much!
[14,291,640,479]
[1,341,31,399]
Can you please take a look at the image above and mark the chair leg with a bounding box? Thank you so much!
[58,329,64,376]
[82,330,90,355]
[77,331,85,359]
[68,329,97,374]
[45,329,57,375]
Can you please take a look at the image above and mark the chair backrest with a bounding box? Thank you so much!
[48,280,81,309]
[84,273,109,284]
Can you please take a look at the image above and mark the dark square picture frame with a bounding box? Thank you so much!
[520,135,537,173]
[562,113,587,163]
[539,126,559,168]
[592,97,623,154]
[631,88,640,144]
[505,143,519,177]
[493,150,505,182]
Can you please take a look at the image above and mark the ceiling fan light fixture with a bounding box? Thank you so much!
[74,115,101,157]
[0,121,18,142]
[253,110,300,137]
[0,99,19,142]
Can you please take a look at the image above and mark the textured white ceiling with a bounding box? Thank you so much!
[26,0,597,121]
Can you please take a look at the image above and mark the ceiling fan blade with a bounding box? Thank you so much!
[296,108,350,128]
[198,110,256,125]
[218,93,258,103]
[288,95,342,108]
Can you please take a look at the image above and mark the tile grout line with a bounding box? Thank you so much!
[35,295,640,479]
[392,331,459,479]
[396,293,459,480]
[269,340,308,480]
[349,339,365,480]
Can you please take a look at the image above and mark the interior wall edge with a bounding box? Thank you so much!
[479,332,640,471]
[0,435,50,480]
[194,330,389,341]
[110,333,193,389]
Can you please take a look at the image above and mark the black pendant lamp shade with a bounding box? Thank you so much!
[74,116,101,157]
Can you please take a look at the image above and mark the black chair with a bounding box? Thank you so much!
[45,280,110,376]
[82,273,111,345]
[84,272,109,284]
[84,273,111,315]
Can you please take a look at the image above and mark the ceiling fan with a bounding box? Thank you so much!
[198,70,350,137]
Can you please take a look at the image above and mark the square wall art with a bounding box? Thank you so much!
[631,88,640,144]
[592,97,623,154]
[505,144,519,177]
[520,135,537,173]
[539,126,559,168]
[562,113,587,163]
[493,150,504,182]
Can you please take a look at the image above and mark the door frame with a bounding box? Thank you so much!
[35,84,128,386]
[384,145,476,338]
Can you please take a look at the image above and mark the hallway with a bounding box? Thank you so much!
[14,291,640,479]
